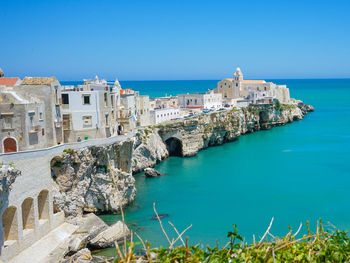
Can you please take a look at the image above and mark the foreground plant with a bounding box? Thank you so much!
[113,204,350,263]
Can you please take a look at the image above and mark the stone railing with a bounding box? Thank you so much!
[0,133,134,162]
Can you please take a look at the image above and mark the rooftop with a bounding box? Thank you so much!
[242,80,266,84]
[0,77,20,86]
[21,77,56,85]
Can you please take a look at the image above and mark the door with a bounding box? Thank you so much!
[3,137,17,153]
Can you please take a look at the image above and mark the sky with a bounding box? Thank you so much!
[1,0,350,80]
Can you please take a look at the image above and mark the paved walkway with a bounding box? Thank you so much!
[9,223,78,263]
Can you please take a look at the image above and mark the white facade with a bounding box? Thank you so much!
[150,108,180,125]
[61,91,100,131]
[178,91,222,109]
[60,77,118,142]
[214,67,291,104]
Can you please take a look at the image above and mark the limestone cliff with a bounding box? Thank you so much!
[51,103,313,216]
[132,130,168,174]
[132,103,313,167]
[51,139,136,219]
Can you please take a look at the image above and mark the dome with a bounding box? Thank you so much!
[235,67,241,73]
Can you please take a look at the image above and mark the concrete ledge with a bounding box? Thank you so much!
[52,211,65,229]
[9,222,78,263]
[1,240,19,262]
[38,219,50,237]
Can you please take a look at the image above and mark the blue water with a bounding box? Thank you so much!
[92,79,350,253]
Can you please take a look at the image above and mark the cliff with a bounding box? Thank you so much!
[132,103,314,171]
[51,139,136,219]
[51,103,313,216]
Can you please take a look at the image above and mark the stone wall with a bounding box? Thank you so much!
[0,133,133,261]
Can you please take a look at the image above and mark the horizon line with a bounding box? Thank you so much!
[59,77,350,82]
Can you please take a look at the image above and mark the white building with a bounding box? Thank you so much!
[178,90,222,109]
[60,76,118,142]
[214,67,291,104]
[150,96,178,110]
[150,107,180,125]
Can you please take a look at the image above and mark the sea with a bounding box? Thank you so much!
[63,79,350,254]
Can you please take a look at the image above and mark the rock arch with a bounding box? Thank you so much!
[2,206,18,242]
[21,198,35,230]
[165,137,183,156]
[37,190,49,220]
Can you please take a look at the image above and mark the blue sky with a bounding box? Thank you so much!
[1,0,349,80]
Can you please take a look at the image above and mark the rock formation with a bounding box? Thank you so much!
[144,168,162,177]
[50,103,313,218]
[51,139,136,219]
[132,103,313,164]
[132,130,168,173]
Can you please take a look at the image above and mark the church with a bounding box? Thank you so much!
[213,67,291,105]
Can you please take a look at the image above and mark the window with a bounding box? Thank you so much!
[236,83,238,87]
[104,93,108,106]
[62,94,69,104]
[3,117,13,129]
[105,114,109,126]
[83,94,91,105]
[39,112,43,120]
[82,116,92,127]
[42,128,45,136]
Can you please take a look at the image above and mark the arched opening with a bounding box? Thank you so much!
[37,190,49,221]
[165,137,183,156]
[2,206,18,242]
[21,198,35,230]
[3,137,17,153]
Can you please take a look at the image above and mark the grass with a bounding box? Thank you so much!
[106,204,350,263]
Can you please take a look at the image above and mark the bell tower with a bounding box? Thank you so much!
[232,67,243,98]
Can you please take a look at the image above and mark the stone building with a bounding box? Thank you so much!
[119,88,151,131]
[0,77,64,153]
[60,76,119,142]
[178,90,222,109]
[150,96,178,110]
[136,95,151,127]
[214,67,291,104]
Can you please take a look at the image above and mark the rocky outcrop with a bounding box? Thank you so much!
[132,130,168,173]
[61,213,129,262]
[298,103,315,115]
[89,221,130,249]
[51,139,136,219]
[132,103,313,160]
[144,168,162,178]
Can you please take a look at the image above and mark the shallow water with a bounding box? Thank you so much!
[96,79,350,256]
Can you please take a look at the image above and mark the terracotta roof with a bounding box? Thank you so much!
[242,80,265,84]
[0,77,20,86]
[21,77,56,85]
[223,78,234,81]
[120,88,135,95]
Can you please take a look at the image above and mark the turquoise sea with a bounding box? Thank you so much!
[62,79,350,254]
